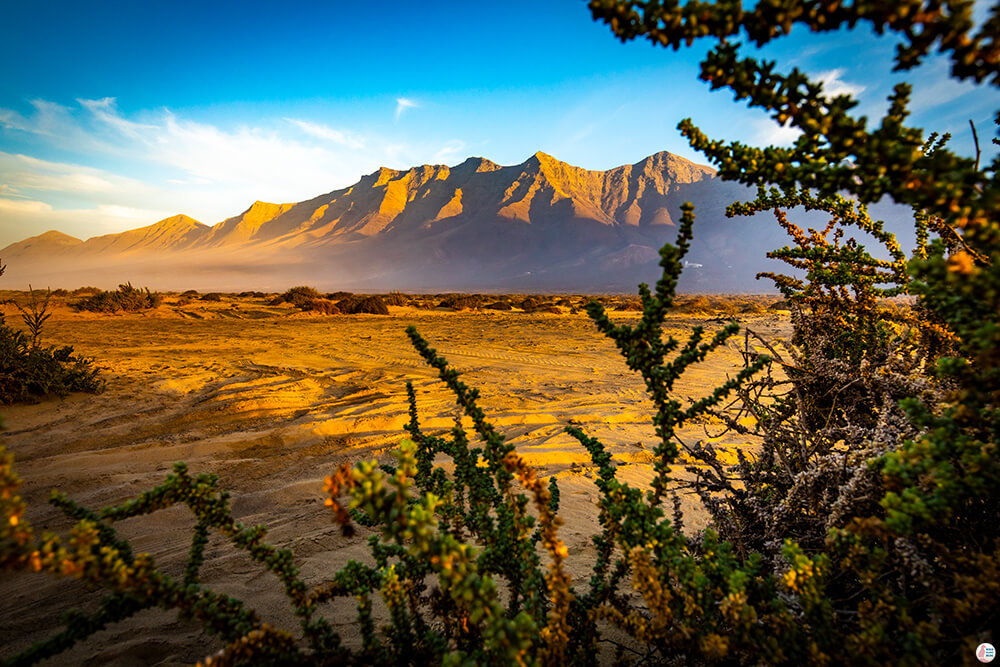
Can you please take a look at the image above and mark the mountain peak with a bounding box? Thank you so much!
[34,230,83,244]
[239,201,292,222]
[456,156,500,173]
[154,213,205,229]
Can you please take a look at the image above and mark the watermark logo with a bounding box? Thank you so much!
[978,643,996,663]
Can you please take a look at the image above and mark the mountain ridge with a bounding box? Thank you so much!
[0,150,883,292]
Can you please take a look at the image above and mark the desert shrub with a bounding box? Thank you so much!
[0,265,103,405]
[437,294,482,311]
[382,291,408,307]
[49,288,69,297]
[485,301,512,311]
[238,291,266,298]
[337,295,389,315]
[174,298,191,307]
[518,296,542,311]
[672,295,711,313]
[325,291,354,301]
[70,286,101,296]
[309,298,341,315]
[280,286,321,309]
[615,297,643,311]
[200,292,223,302]
[736,299,765,314]
[180,289,199,297]
[74,283,161,313]
[267,295,285,306]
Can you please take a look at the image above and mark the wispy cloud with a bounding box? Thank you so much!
[0,197,53,214]
[284,118,365,149]
[815,69,866,99]
[395,97,418,121]
[0,99,385,217]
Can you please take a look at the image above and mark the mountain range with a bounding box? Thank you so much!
[0,150,910,293]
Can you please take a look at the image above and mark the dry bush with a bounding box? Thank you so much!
[337,295,389,315]
[309,299,341,315]
[281,286,321,309]
[485,301,512,311]
[74,283,162,313]
[437,294,483,311]
[70,286,101,296]
[382,291,408,307]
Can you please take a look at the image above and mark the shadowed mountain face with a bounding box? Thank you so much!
[0,151,908,292]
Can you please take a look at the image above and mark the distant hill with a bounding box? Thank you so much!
[0,151,912,292]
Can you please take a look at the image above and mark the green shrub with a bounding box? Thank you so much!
[74,283,162,313]
[0,265,103,405]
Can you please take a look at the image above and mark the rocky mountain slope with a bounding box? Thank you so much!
[1,151,867,292]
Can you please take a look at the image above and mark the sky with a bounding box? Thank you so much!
[1,0,997,249]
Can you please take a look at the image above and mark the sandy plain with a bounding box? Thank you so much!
[0,292,789,665]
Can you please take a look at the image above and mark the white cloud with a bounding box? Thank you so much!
[0,108,32,132]
[285,118,365,149]
[395,97,418,121]
[0,153,122,194]
[753,118,802,147]
[78,97,158,140]
[0,198,52,214]
[815,68,866,99]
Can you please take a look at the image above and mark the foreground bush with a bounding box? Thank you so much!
[74,283,162,313]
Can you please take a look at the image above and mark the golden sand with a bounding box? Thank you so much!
[0,294,788,663]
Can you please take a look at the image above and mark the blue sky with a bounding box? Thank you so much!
[1,0,996,248]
